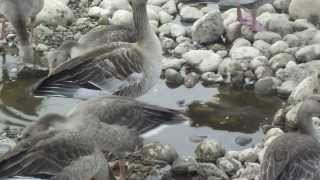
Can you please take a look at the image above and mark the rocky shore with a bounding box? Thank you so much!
[1,0,320,179]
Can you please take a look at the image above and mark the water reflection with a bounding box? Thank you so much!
[187,86,284,133]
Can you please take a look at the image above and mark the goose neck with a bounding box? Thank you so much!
[132,3,151,42]
[297,111,317,137]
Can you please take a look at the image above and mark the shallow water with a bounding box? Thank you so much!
[0,56,283,156]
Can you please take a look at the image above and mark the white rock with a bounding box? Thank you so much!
[254,77,281,95]
[254,31,282,44]
[294,28,318,46]
[289,0,320,20]
[257,3,276,16]
[269,53,295,70]
[159,10,173,24]
[273,0,292,12]
[192,9,224,44]
[162,58,186,70]
[295,44,320,63]
[231,38,251,52]
[222,8,249,27]
[293,19,316,31]
[238,148,258,163]
[225,21,242,42]
[283,34,300,47]
[235,162,260,180]
[269,40,289,56]
[253,40,271,58]
[288,74,320,105]
[109,10,133,27]
[170,23,187,37]
[174,42,194,57]
[201,72,224,84]
[277,80,298,96]
[265,128,284,141]
[161,0,177,15]
[36,0,75,26]
[183,50,222,73]
[160,37,176,51]
[230,46,261,65]
[266,13,293,36]
[198,54,223,73]
[148,0,168,6]
[255,66,273,79]
[180,6,203,22]
[88,6,111,18]
[100,0,130,12]
[249,56,268,70]
[195,139,226,163]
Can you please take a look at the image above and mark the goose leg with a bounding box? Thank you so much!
[0,16,6,40]
[118,160,126,180]
[249,9,264,32]
[30,16,37,44]
[236,0,250,24]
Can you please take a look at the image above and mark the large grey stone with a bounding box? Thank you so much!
[192,9,224,44]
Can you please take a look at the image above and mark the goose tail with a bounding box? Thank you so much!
[138,103,191,134]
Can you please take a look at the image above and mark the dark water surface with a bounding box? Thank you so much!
[0,70,283,156]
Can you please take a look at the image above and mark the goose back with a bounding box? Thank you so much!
[0,130,114,179]
[260,133,320,180]
[67,96,189,134]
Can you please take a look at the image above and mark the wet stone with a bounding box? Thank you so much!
[184,72,200,88]
[171,158,199,176]
[217,157,242,176]
[238,148,258,163]
[146,165,172,180]
[164,68,184,86]
[195,139,226,163]
[197,163,229,180]
[143,142,179,164]
[234,162,260,179]
[201,72,224,85]
[235,135,252,146]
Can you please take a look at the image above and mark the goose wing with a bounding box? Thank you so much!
[31,42,146,99]
[0,131,105,179]
[68,96,189,134]
[260,134,320,180]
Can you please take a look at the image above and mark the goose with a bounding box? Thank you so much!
[260,96,320,180]
[31,0,162,99]
[0,0,44,63]
[11,96,188,179]
[47,25,138,74]
[0,127,116,180]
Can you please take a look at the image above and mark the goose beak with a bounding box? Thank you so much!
[179,0,219,4]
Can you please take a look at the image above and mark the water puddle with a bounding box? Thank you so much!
[0,68,283,156]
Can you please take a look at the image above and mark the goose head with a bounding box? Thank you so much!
[297,95,320,135]
[21,113,67,140]
[47,40,78,75]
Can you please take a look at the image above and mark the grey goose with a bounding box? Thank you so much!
[260,96,320,180]
[31,0,162,99]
